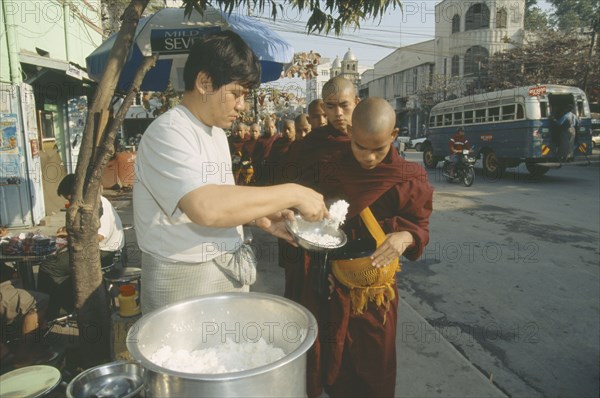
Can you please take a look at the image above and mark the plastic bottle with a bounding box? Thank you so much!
[118,284,141,317]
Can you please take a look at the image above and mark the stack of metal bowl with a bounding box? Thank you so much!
[126,292,317,397]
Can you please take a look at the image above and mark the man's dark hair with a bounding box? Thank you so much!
[57,174,75,198]
[183,30,261,92]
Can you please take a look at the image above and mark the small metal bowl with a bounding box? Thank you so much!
[66,361,143,398]
[285,215,347,252]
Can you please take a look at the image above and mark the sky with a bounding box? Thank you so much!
[163,1,554,95]
[210,0,553,68]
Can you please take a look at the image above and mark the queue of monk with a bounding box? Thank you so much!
[227,98,327,186]
[223,75,433,397]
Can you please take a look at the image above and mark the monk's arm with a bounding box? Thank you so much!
[383,178,434,260]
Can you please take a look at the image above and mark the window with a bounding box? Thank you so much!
[452,15,460,33]
[444,113,452,126]
[464,46,489,76]
[501,104,515,120]
[465,3,490,31]
[475,109,486,122]
[464,110,474,124]
[454,112,463,125]
[352,64,355,71]
[429,115,436,127]
[451,55,460,76]
[488,107,500,121]
[436,114,443,125]
[496,7,507,28]
[413,69,418,91]
[517,104,524,119]
[539,102,548,118]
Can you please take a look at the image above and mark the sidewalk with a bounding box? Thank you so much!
[22,190,505,397]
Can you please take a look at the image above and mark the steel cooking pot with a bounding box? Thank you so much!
[126,292,317,397]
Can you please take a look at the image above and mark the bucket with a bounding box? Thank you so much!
[126,292,317,397]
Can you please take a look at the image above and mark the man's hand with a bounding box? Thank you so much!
[289,184,329,222]
[370,231,415,268]
[255,210,297,245]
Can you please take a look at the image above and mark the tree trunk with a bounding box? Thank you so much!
[67,0,150,367]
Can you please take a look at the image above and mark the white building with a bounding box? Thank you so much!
[305,48,368,103]
[305,58,331,104]
[360,0,526,136]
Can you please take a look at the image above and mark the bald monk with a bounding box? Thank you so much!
[308,97,433,397]
[281,77,358,305]
[252,117,279,185]
[284,77,358,190]
[238,123,261,185]
[266,120,296,185]
[295,114,311,140]
[307,99,327,130]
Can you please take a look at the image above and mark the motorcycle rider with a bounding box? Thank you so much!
[448,127,471,177]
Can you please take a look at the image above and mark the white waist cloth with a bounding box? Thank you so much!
[141,244,256,314]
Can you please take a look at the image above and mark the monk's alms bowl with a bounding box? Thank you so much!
[285,215,348,252]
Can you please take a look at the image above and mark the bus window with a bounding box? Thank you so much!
[516,104,524,119]
[539,102,548,117]
[501,105,515,120]
[436,114,443,125]
[444,113,452,125]
[454,112,463,125]
[577,100,585,116]
[488,107,500,122]
[429,115,435,127]
[464,110,474,124]
[475,109,486,122]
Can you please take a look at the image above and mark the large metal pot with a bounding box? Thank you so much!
[126,292,317,397]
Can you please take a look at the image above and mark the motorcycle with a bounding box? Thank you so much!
[442,148,476,187]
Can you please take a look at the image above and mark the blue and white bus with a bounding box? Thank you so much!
[421,85,593,177]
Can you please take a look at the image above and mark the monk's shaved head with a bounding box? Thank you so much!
[322,76,356,100]
[321,76,359,133]
[352,97,396,137]
[349,97,399,170]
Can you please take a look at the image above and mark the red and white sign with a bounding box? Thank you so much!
[528,86,547,96]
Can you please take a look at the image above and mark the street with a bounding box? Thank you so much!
[398,151,600,397]
[114,151,599,397]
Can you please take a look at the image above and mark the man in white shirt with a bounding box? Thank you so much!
[134,31,328,313]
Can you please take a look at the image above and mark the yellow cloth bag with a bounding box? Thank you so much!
[330,207,400,316]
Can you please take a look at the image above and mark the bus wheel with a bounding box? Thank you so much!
[526,163,549,178]
[423,147,438,169]
[482,151,505,179]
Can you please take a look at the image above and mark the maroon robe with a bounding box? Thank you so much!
[284,124,351,189]
[304,144,434,397]
[228,135,246,157]
[252,134,279,185]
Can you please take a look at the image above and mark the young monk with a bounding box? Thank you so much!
[295,113,311,140]
[281,77,357,307]
[266,119,296,185]
[307,99,327,130]
[285,77,357,190]
[309,97,434,397]
[238,123,261,185]
[252,117,279,185]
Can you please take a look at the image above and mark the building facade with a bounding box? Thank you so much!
[305,48,365,103]
[1,0,103,227]
[360,0,526,136]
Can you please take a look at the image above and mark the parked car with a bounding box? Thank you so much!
[592,130,600,148]
[393,128,411,153]
[410,137,427,152]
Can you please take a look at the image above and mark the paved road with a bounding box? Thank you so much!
[399,151,600,397]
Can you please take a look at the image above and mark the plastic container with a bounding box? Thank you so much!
[118,284,140,317]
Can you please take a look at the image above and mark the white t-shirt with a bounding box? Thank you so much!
[98,196,124,252]
[133,105,243,263]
